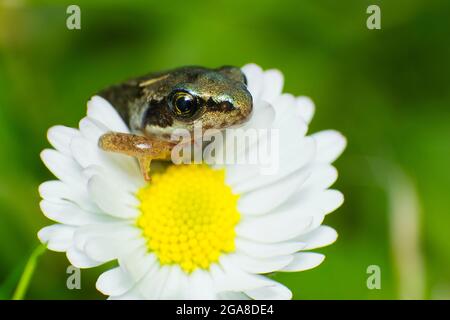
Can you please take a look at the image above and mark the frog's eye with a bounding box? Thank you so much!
[169,91,201,119]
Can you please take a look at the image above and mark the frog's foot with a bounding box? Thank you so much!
[98,132,173,182]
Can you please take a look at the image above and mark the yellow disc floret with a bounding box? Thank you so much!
[136,164,240,273]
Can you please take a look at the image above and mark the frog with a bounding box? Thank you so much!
[97,66,253,181]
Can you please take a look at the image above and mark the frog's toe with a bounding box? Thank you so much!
[138,156,153,182]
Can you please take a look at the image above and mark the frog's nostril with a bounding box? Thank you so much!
[218,101,235,112]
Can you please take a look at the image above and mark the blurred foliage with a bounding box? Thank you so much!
[0,0,449,299]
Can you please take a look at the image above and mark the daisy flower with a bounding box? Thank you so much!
[38,64,346,299]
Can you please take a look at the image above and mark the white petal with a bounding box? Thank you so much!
[158,265,187,299]
[84,237,144,263]
[215,255,287,293]
[295,96,315,124]
[70,136,100,168]
[228,111,312,193]
[39,180,97,212]
[40,200,112,226]
[87,96,129,133]
[78,117,140,177]
[271,93,297,125]
[137,264,167,299]
[79,117,108,143]
[224,163,260,188]
[300,164,338,192]
[229,253,292,274]
[81,162,142,195]
[307,214,326,234]
[74,223,142,254]
[273,104,308,140]
[149,266,172,299]
[96,267,134,296]
[242,101,275,131]
[223,117,286,186]
[38,224,75,252]
[235,238,306,259]
[66,246,103,268]
[237,168,310,216]
[260,69,284,104]
[236,215,312,243]
[232,137,315,193]
[311,130,346,163]
[210,102,275,167]
[280,189,344,219]
[236,189,342,243]
[107,286,144,300]
[217,291,250,300]
[187,269,216,300]
[294,226,338,250]
[245,281,292,300]
[74,223,140,246]
[119,251,157,284]
[47,125,79,156]
[280,252,325,272]
[40,149,84,187]
[88,175,139,219]
[243,189,341,241]
[241,64,264,101]
[71,136,142,188]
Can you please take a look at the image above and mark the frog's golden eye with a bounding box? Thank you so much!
[169,91,200,119]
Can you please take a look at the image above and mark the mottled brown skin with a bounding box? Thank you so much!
[97,66,253,181]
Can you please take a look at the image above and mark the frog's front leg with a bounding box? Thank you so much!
[98,132,173,181]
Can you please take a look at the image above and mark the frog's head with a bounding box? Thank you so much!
[141,66,253,141]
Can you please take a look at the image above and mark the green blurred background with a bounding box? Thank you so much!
[0,0,449,299]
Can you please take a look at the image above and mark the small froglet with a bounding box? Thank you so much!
[97,66,253,181]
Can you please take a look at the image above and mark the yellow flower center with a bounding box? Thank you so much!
[136,164,240,273]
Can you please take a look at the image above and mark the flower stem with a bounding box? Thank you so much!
[12,244,47,300]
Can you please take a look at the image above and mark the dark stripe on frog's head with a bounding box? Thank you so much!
[142,98,174,128]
